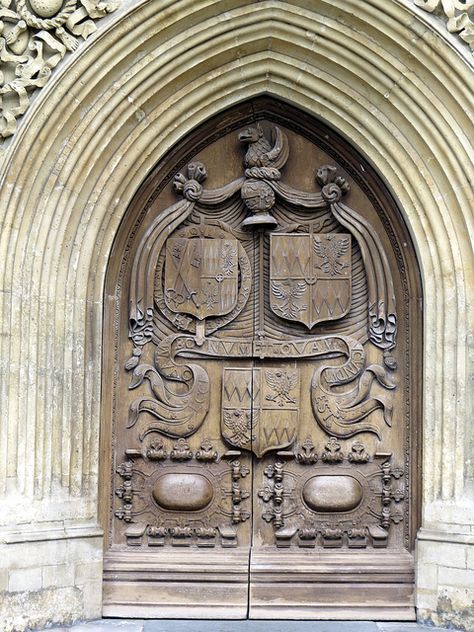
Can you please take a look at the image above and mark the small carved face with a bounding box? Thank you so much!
[238,126,261,143]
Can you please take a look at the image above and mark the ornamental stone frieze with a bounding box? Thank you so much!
[0,1,473,142]
[414,0,474,55]
[0,0,120,139]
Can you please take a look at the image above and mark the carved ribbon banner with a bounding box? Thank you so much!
[162,332,394,441]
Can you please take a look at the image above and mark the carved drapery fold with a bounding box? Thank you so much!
[270,166,397,351]
[129,164,244,349]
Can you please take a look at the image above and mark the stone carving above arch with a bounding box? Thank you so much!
[0,0,119,139]
[0,0,472,143]
[414,0,474,55]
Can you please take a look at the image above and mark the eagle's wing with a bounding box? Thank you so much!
[223,410,234,428]
[313,238,327,257]
[265,126,289,170]
[286,372,298,390]
[334,237,350,257]
[265,371,282,391]
[288,281,306,300]
[271,280,289,301]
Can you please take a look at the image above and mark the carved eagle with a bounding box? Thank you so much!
[313,236,350,276]
[238,124,289,170]
[271,280,307,319]
[223,409,252,446]
[265,371,298,407]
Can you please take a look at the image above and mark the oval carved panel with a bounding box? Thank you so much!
[302,475,363,513]
[152,473,213,511]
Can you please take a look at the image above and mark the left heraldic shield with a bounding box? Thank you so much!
[164,237,239,319]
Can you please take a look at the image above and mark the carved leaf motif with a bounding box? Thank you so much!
[0,0,120,139]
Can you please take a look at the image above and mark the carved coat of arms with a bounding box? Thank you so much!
[222,367,299,458]
[164,237,239,319]
[270,233,352,328]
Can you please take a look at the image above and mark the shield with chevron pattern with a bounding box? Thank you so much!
[222,367,299,457]
[270,233,352,329]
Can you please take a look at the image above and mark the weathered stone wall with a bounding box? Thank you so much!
[1,527,102,632]
[417,532,474,630]
[0,1,472,630]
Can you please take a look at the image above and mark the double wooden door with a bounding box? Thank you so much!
[101,99,421,619]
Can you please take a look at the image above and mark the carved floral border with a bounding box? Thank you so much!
[413,0,474,54]
[0,0,120,140]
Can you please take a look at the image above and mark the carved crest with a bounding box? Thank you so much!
[164,237,239,320]
[221,368,254,452]
[222,367,299,458]
[270,233,352,328]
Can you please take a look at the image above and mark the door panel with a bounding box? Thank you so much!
[101,98,421,620]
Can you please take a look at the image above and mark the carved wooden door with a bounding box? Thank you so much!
[101,99,421,620]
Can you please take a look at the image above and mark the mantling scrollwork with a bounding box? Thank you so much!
[126,125,399,444]
[0,0,120,139]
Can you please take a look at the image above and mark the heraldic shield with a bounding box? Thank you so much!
[222,367,299,458]
[270,233,352,328]
[164,237,239,319]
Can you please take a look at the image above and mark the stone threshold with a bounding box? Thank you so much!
[36,620,465,632]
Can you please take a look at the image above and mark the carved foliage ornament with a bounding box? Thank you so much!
[0,0,119,139]
[414,0,474,54]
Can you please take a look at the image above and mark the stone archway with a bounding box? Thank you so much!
[101,96,422,619]
[0,2,472,630]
